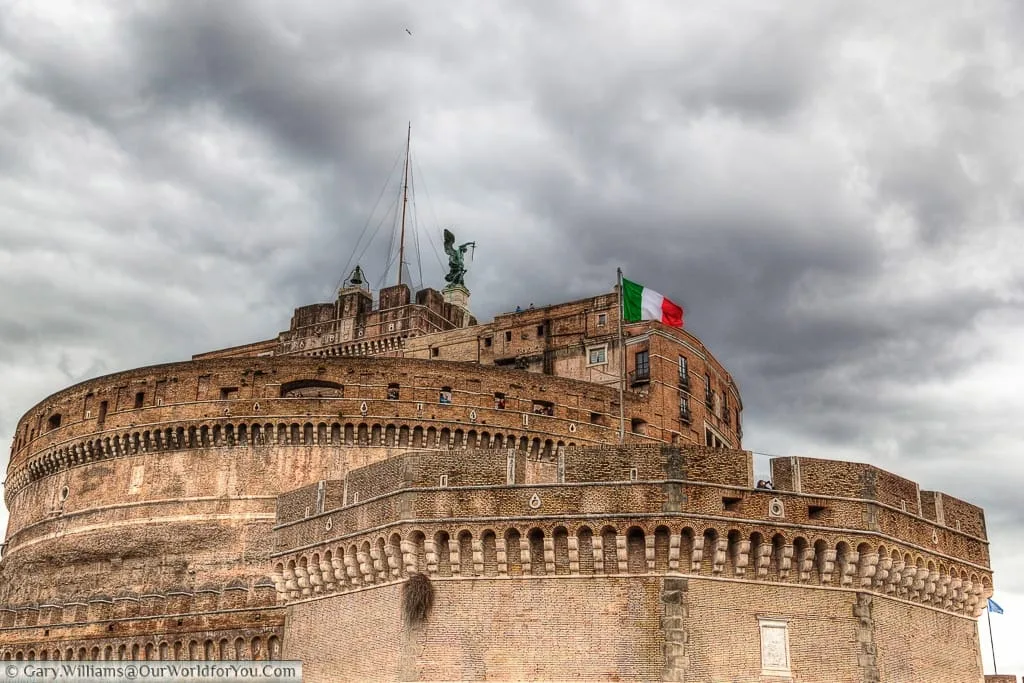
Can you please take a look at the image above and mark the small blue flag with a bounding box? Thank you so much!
[988,598,1004,614]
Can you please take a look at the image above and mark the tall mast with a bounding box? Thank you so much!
[397,122,411,287]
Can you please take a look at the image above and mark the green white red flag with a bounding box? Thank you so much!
[621,277,684,328]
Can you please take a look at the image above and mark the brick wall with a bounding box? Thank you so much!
[873,595,984,682]
[939,493,988,539]
[285,577,665,682]
[282,574,984,682]
[788,457,921,514]
[684,579,863,681]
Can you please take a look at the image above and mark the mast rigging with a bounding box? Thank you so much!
[397,122,411,287]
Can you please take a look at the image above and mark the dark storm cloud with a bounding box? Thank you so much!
[0,0,1022,667]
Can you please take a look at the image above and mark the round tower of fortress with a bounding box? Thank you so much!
[0,284,993,682]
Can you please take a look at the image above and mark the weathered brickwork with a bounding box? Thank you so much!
[195,288,744,448]
[873,596,984,682]
[0,285,994,680]
[285,578,665,682]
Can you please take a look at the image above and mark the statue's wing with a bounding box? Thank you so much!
[443,229,455,249]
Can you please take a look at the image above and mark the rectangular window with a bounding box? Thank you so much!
[439,388,453,404]
[134,392,145,409]
[387,384,400,400]
[220,387,239,400]
[431,347,439,357]
[97,401,108,427]
[494,392,506,410]
[635,350,650,375]
[483,337,493,348]
[758,618,791,676]
[505,331,512,342]
[597,313,607,327]
[808,505,828,520]
[587,346,607,366]
[680,395,691,423]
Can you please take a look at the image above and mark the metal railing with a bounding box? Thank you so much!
[629,367,651,386]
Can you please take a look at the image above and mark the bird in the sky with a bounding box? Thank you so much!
[405,28,412,35]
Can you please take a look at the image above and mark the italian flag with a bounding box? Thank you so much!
[622,277,684,328]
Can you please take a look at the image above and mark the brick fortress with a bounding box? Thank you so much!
[0,272,996,682]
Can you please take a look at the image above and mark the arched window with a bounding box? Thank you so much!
[435,532,452,577]
[553,527,570,575]
[627,527,646,573]
[458,531,474,575]
[654,526,671,572]
[505,529,523,576]
[528,528,546,575]
[602,527,618,574]
[481,531,498,576]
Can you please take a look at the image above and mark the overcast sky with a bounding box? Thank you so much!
[1,0,1022,672]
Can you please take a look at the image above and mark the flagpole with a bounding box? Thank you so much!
[617,268,625,445]
[987,604,998,674]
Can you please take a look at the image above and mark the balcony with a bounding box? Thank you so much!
[678,372,690,390]
[629,367,651,386]
[679,407,692,424]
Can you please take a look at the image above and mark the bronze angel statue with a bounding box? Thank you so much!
[443,228,475,287]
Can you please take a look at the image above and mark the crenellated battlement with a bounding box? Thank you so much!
[771,456,986,538]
